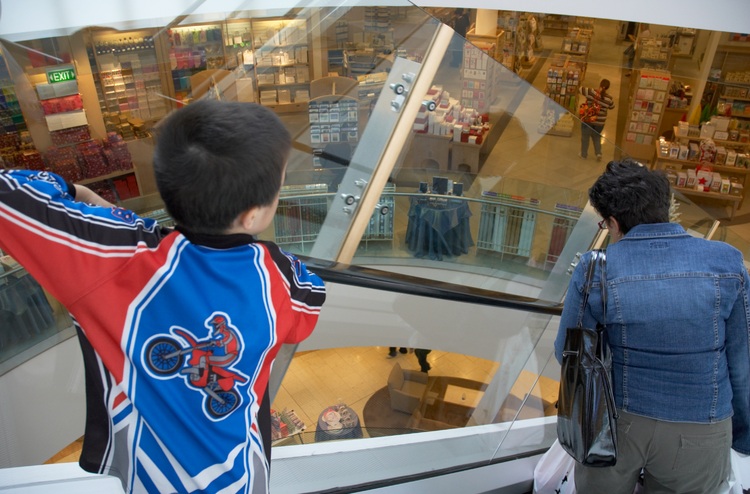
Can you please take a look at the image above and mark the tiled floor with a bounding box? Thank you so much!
[47,17,750,464]
[271,346,499,438]
[47,347,500,462]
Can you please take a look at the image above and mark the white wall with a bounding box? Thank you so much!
[0,336,86,467]
[1,0,748,41]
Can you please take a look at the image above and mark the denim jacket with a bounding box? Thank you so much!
[555,223,750,454]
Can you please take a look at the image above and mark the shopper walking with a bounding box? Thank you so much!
[624,23,651,73]
[555,160,750,493]
[449,8,471,67]
[414,348,432,373]
[578,79,615,161]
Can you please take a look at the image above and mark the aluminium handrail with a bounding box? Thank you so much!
[278,190,584,222]
[301,256,564,316]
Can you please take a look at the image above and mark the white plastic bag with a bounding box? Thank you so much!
[728,449,749,494]
[533,439,576,494]
[534,442,749,494]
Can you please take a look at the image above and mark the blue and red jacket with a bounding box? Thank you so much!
[0,169,326,493]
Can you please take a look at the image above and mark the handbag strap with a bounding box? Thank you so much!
[598,250,607,322]
[577,250,607,327]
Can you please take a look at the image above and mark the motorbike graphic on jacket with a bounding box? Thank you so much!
[145,314,248,418]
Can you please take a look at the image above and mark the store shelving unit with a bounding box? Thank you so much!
[252,17,311,111]
[634,36,673,71]
[460,35,499,113]
[0,51,30,167]
[702,40,750,139]
[516,14,542,71]
[541,14,592,36]
[476,192,538,259]
[360,183,395,249]
[308,94,359,166]
[654,153,745,219]
[274,184,329,249]
[622,68,671,163]
[167,23,227,104]
[87,28,168,136]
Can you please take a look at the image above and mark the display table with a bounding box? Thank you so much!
[405,197,474,261]
[443,384,484,408]
[404,133,451,171]
[450,125,492,174]
[315,404,363,442]
[270,408,306,446]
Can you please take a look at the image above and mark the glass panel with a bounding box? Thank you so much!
[0,263,74,372]
[254,4,442,259]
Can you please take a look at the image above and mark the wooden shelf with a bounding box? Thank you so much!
[720,95,750,102]
[717,42,750,55]
[256,63,308,69]
[257,82,309,88]
[673,186,741,202]
[654,140,747,218]
[76,169,135,186]
[673,127,750,149]
[657,156,749,174]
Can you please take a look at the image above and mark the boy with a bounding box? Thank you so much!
[0,100,326,493]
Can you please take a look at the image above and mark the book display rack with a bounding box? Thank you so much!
[87,29,167,136]
[274,184,329,249]
[476,192,539,259]
[622,68,671,163]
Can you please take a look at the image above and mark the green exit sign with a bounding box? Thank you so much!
[46,68,76,83]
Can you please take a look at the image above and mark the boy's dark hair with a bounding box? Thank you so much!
[153,100,291,234]
[588,159,671,234]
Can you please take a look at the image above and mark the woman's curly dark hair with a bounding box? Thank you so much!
[588,159,671,234]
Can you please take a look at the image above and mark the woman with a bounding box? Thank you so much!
[555,160,750,493]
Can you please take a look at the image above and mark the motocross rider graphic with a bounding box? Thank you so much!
[182,314,242,390]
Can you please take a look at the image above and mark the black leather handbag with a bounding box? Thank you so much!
[557,250,618,467]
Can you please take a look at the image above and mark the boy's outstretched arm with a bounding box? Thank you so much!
[73,184,115,207]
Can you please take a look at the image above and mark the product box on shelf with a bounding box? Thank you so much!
[686,169,697,187]
[40,94,84,115]
[666,169,677,185]
[688,142,700,160]
[36,81,78,100]
[46,110,88,132]
[696,166,713,191]
[678,144,689,160]
[50,125,91,146]
[711,172,723,192]
[711,116,730,133]
[715,131,730,141]
[727,150,738,166]
[52,161,84,183]
[716,146,728,165]
[721,178,731,194]
[700,122,716,139]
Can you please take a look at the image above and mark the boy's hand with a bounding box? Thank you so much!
[74,184,115,207]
